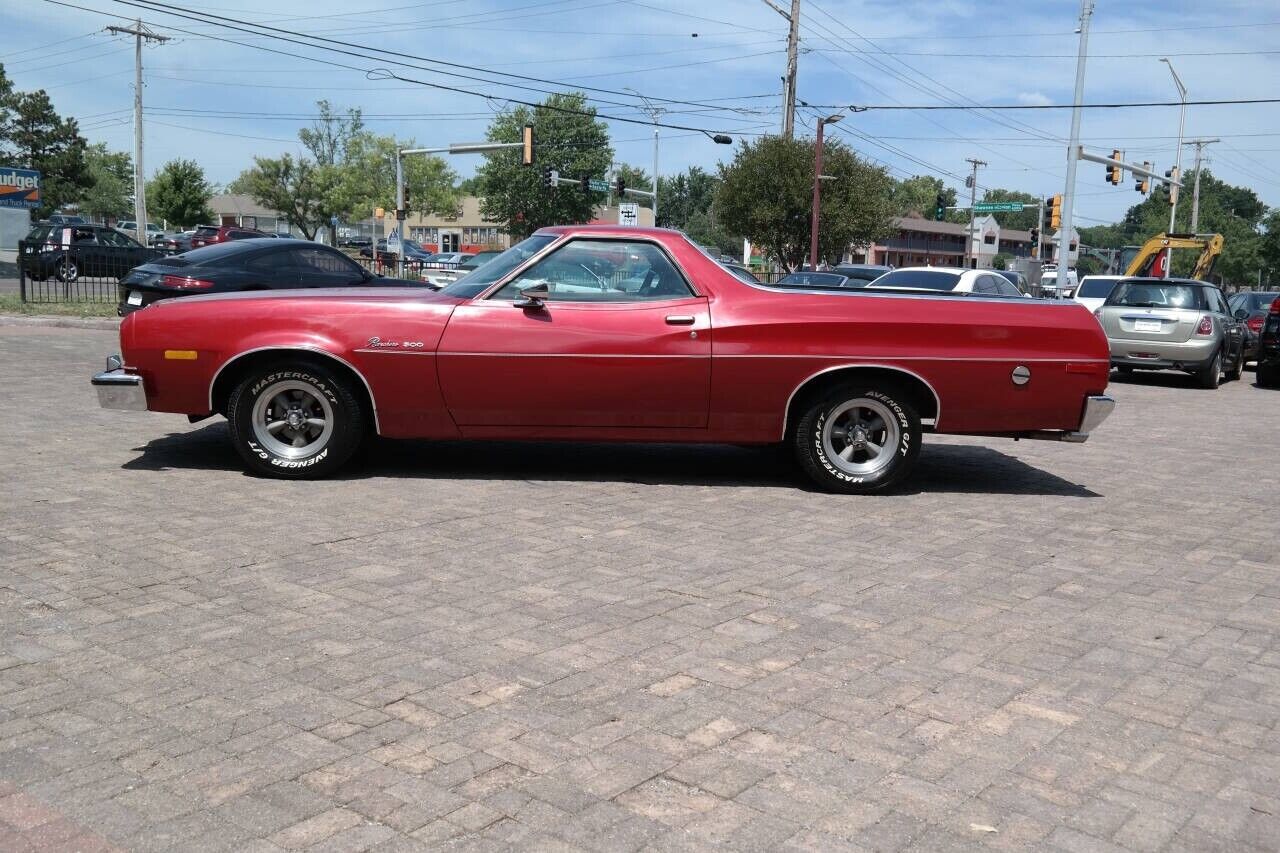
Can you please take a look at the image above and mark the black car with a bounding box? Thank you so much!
[20,223,158,283]
[833,264,893,286]
[996,269,1030,295]
[774,271,853,288]
[117,239,427,315]
[1227,290,1280,363]
[1257,295,1280,387]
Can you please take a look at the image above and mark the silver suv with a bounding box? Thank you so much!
[1096,278,1245,388]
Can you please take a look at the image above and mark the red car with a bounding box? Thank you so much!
[189,224,272,249]
[92,226,1114,493]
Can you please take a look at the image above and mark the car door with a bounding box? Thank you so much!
[437,237,712,429]
[1206,286,1243,361]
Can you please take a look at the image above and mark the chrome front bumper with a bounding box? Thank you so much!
[92,356,147,411]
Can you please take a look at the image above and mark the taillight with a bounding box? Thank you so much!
[1195,316,1213,336]
[159,274,214,290]
[1248,315,1264,333]
[1271,297,1280,315]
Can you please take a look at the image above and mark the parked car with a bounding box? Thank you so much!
[1074,275,1124,313]
[864,267,1029,298]
[423,251,473,268]
[422,249,503,289]
[93,225,1115,492]
[189,224,271,248]
[116,238,426,315]
[1256,296,1280,387]
[359,239,389,259]
[340,238,372,249]
[1040,266,1079,298]
[156,230,198,252]
[1227,290,1280,363]
[996,269,1030,296]
[20,223,155,282]
[833,264,893,286]
[1095,277,1245,388]
[774,271,852,288]
[119,221,167,244]
[720,262,760,283]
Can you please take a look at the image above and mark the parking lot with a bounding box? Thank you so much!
[2,322,1279,852]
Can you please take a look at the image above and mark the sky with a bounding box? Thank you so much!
[4,0,1278,227]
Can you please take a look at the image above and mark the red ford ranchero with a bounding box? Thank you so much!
[92,225,1114,493]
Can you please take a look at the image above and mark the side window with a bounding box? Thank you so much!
[997,279,1022,298]
[1205,288,1227,315]
[490,239,693,302]
[296,247,362,276]
[245,248,298,272]
[973,276,1000,295]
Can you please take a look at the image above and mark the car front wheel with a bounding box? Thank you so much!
[793,383,921,494]
[1225,347,1244,381]
[226,360,366,478]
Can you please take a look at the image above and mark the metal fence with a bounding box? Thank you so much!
[17,239,176,304]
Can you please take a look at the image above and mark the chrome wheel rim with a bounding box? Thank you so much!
[821,398,899,477]
[251,380,334,459]
[60,261,77,281]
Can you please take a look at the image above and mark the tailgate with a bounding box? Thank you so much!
[1099,307,1198,343]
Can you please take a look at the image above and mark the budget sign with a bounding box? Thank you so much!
[0,167,40,209]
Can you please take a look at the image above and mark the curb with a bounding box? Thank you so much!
[0,314,121,331]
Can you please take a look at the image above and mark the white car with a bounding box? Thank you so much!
[865,267,1031,297]
[1073,275,1125,313]
[1040,266,1079,298]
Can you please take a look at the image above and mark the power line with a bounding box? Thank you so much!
[846,97,1280,110]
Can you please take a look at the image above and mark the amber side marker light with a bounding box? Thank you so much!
[164,350,199,360]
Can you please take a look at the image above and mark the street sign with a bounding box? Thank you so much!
[589,179,609,193]
[0,167,40,209]
[386,226,401,255]
[330,215,339,226]
[618,203,639,227]
[973,201,1026,213]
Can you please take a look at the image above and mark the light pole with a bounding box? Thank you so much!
[1056,0,1094,282]
[1161,57,1187,278]
[809,114,842,271]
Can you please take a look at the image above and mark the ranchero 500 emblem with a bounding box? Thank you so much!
[367,337,424,349]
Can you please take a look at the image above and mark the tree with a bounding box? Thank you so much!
[890,174,955,220]
[299,100,364,168]
[714,135,895,270]
[79,143,132,222]
[329,132,458,222]
[657,167,735,253]
[474,92,613,238]
[978,188,1041,232]
[232,154,330,240]
[147,159,214,228]
[614,163,652,208]
[0,77,91,218]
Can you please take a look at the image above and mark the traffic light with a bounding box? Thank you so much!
[1107,149,1123,185]
[580,174,590,193]
[374,207,384,220]
[1165,167,1180,205]
[1049,194,1063,230]
[521,124,534,166]
[933,193,946,221]
[540,167,553,188]
[1041,202,1052,232]
[613,175,626,196]
[1030,226,1040,257]
[1135,162,1151,195]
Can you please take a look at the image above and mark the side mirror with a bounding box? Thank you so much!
[1234,309,1249,321]
[513,281,549,309]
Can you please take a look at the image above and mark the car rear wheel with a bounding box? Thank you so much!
[226,360,365,479]
[1258,363,1280,388]
[1195,350,1222,389]
[792,383,921,494]
[56,257,79,283]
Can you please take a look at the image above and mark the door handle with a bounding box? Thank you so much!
[665,315,696,326]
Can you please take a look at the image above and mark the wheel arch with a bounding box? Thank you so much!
[782,364,941,441]
[209,346,379,434]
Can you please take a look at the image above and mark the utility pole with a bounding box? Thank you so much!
[1183,138,1219,231]
[1057,0,1094,278]
[627,90,666,225]
[963,158,986,268]
[105,20,170,241]
[761,0,801,138]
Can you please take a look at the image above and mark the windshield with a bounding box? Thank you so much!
[442,234,557,298]
[870,269,962,291]
[1077,278,1119,298]
[1106,281,1203,310]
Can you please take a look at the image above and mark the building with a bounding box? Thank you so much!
[207,194,298,237]
[854,216,1060,269]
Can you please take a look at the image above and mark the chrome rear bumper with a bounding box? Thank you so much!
[92,356,147,411]
[1019,394,1116,443]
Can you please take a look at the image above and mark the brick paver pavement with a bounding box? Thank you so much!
[2,323,1278,852]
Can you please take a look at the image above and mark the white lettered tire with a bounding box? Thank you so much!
[227,361,365,479]
[793,383,921,494]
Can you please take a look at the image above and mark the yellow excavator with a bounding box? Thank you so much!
[1121,232,1224,279]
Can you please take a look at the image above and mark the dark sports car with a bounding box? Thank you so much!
[117,238,427,315]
